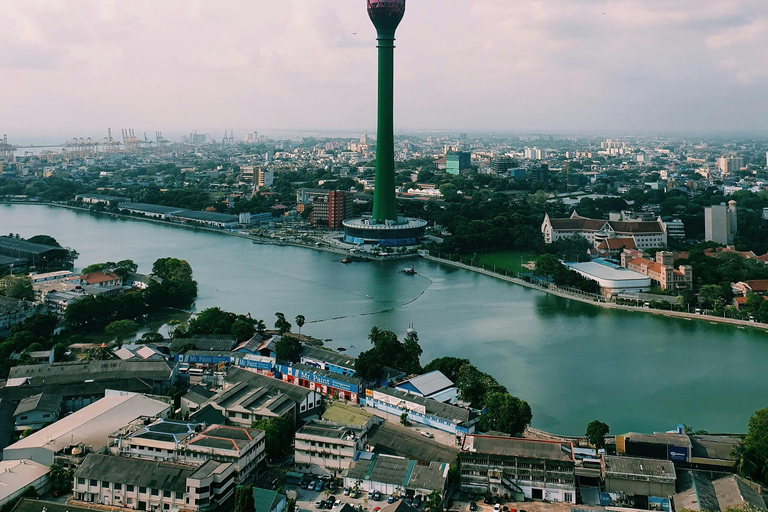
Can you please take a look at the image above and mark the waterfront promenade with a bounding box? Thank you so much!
[421,253,768,331]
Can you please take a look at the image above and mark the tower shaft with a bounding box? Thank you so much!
[372,37,398,223]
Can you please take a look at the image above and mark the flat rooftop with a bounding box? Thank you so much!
[566,260,651,283]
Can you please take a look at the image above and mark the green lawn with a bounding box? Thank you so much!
[474,250,539,273]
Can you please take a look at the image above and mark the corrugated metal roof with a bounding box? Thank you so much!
[397,371,454,397]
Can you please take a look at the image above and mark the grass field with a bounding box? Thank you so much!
[474,250,539,273]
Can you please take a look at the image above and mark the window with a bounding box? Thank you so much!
[114,483,122,491]
[127,485,135,492]
[176,493,183,500]
[164,505,170,510]
[151,489,159,496]
[139,486,147,494]
[164,491,171,498]
[90,480,98,487]
[565,494,573,503]
[102,481,110,488]
[78,478,85,486]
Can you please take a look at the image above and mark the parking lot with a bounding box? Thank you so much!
[293,478,428,512]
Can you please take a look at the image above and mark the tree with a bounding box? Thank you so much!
[355,349,384,381]
[533,254,564,281]
[733,442,759,480]
[741,407,768,482]
[255,319,267,336]
[585,420,610,450]
[140,332,165,344]
[699,284,727,310]
[231,319,256,342]
[253,416,295,461]
[104,319,138,348]
[479,392,532,437]
[27,235,61,247]
[0,276,33,300]
[274,312,292,334]
[275,336,302,363]
[295,315,305,336]
[400,412,410,427]
[423,357,471,382]
[424,491,442,512]
[234,485,255,512]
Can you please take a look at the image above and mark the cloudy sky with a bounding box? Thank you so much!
[2,0,767,141]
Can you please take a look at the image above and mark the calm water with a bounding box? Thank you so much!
[2,204,767,435]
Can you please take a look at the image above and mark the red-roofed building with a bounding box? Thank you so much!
[621,250,693,291]
[542,212,669,249]
[79,271,120,287]
[732,280,768,297]
[596,238,637,258]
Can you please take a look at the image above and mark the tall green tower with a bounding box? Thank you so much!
[368,0,405,224]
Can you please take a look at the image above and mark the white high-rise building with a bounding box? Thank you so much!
[705,201,737,245]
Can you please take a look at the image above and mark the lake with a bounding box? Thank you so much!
[2,203,766,435]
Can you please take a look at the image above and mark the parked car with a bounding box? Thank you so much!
[387,495,395,504]
[368,490,375,499]
[315,481,324,492]
[343,488,351,496]
[469,503,477,511]
[329,481,339,492]
[319,474,333,481]
[333,501,344,509]
[374,491,382,501]
[420,431,434,439]
[301,481,309,490]
[326,497,336,509]
[315,501,324,509]
[309,481,317,491]
[350,489,359,499]
[413,495,422,506]
[494,504,502,512]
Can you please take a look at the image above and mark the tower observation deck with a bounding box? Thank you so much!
[343,0,426,246]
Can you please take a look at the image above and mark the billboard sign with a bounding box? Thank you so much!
[667,445,689,462]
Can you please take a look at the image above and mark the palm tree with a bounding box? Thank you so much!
[368,326,381,345]
[295,315,305,337]
[733,442,758,480]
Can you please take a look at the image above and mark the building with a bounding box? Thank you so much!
[205,381,298,426]
[257,168,274,190]
[365,422,459,465]
[75,194,130,205]
[111,419,265,480]
[224,368,323,421]
[673,473,765,512]
[446,152,471,175]
[4,360,178,411]
[13,392,63,431]
[0,460,51,506]
[705,201,738,245]
[252,488,286,512]
[459,435,576,503]
[73,453,235,512]
[80,270,120,287]
[565,260,651,296]
[168,211,239,229]
[300,346,357,377]
[322,402,376,432]
[279,363,363,403]
[344,453,449,496]
[395,371,457,404]
[365,387,478,435]
[717,156,745,175]
[294,419,367,476]
[732,280,768,297]
[603,455,676,499]
[542,212,668,249]
[621,250,693,291]
[0,236,71,270]
[309,191,354,230]
[117,203,186,219]
[492,157,516,175]
[343,0,426,246]
[3,393,171,465]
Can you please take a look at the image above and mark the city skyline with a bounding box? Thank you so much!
[1,0,767,139]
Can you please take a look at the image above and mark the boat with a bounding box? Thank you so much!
[342,256,350,264]
[400,264,417,275]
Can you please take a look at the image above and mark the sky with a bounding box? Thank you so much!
[2,0,767,142]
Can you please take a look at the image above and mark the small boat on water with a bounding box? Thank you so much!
[400,264,417,275]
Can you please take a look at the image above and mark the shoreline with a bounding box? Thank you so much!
[422,253,768,332]
[1,201,415,262]
[6,201,765,332]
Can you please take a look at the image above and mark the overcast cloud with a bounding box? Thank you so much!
[1,0,766,140]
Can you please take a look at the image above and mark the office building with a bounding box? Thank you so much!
[294,420,367,476]
[705,201,737,245]
[73,454,235,512]
[446,152,471,175]
[459,435,576,503]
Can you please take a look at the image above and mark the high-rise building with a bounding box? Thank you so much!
[717,156,745,175]
[705,201,737,245]
[310,191,354,230]
[257,168,274,189]
[446,151,471,175]
[492,156,516,175]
